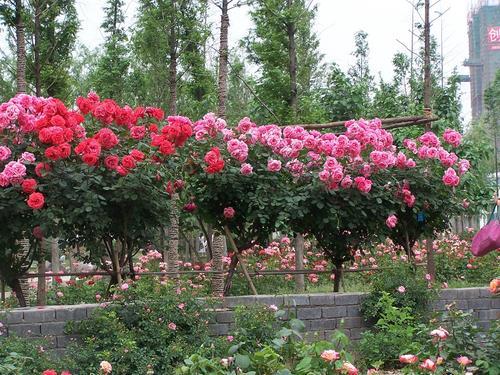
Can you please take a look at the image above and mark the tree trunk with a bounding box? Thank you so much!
[223,250,239,296]
[294,233,305,292]
[36,239,47,306]
[111,242,122,285]
[168,0,178,115]
[34,0,41,96]
[211,234,225,297]
[167,193,180,279]
[11,278,27,307]
[15,0,26,93]
[333,261,343,293]
[217,0,229,118]
[286,0,298,120]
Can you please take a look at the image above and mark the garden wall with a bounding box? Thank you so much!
[1,287,498,354]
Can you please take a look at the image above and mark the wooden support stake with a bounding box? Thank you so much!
[223,225,258,295]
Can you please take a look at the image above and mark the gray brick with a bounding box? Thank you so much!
[349,327,365,340]
[309,294,336,306]
[347,306,361,317]
[479,288,492,298]
[439,289,458,300]
[283,294,310,306]
[41,322,66,336]
[322,306,347,318]
[334,293,361,305]
[73,307,88,320]
[477,321,491,330]
[340,317,364,329]
[23,309,55,323]
[208,323,229,335]
[309,319,336,331]
[216,311,234,323]
[223,296,256,308]
[456,288,480,300]
[86,305,99,316]
[491,298,500,309]
[479,310,499,321]
[297,307,321,320]
[254,295,284,306]
[9,323,42,337]
[468,299,491,310]
[4,310,23,324]
[55,308,74,321]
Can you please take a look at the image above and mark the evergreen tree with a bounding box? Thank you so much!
[27,0,79,99]
[91,0,130,103]
[132,0,213,117]
[244,0,322,124]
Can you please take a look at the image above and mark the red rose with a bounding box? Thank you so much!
[159,141,175,156]
[58,143,72,159]
[76,96,94,114]
[82,153,99,166]
[206,159,225,174]
[121,155,137,169]
[130,126,146,140]
[94,128,119,150]
[35,162,52,177]
[27,192,45,209]
[149,123,158,133]
[104,155,119,170]
[22,178,37,194]
[204,147,221,165]
[50,115,66,127]
[129,149,145,161]
[45,146,61,160]
[42,370,58,375]
[116,166,128,176]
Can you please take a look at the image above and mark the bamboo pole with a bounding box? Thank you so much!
[281,115,439,130]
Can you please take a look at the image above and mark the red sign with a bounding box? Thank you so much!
[487,26,500,50]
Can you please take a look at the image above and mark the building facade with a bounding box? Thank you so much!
[465,0,500,119]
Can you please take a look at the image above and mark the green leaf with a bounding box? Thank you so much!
[235,354,250,369]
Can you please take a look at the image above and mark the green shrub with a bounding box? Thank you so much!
[361,263,436,322]
[0,336,61,374]
[65,284,212,375]
[358,292,425,370]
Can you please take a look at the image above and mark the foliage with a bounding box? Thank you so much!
[358,292,425,370]
[244,0,323,124]
[400,305,500,375]
[65,285,212,375]
[0,336,61,374]
[361,263,436,322]
[176,305,358,374]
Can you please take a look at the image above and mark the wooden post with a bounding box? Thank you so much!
[37,239,47,306]
[294,234,305,292]
[51,238,60,274]
[423,0,436,281]
[223,226,257,295]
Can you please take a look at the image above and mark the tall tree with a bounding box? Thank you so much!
[245,0,322,124]
[132,0,212,117]
[27,0,79,99]
[0,0,27,93]
[91,0,130,102]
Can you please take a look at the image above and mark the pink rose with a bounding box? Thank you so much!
[223,207,235,219]
[386,214,398,229]
[442,167,460,187]
[267,159,282,172]
[399,354,418,364]
[320,350,340,362]
[0,146,11,161]
[397,285,406,293]
[240,163,253,175]
[456,356,472,366]
[354,176,372,193]
[168,322,177,330]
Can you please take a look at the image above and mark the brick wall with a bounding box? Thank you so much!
[1,288,498,351]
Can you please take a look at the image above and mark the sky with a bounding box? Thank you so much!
[38,1,486,122]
